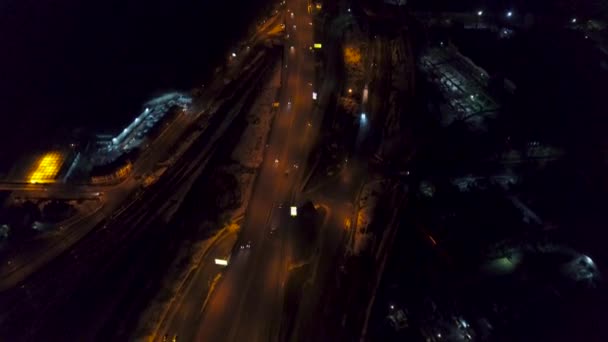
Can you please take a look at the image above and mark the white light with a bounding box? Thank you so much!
[571,18,577,23]
[477,10,483,16]
[347,8,351,12]
[290,206,298,217]
[214,258,228,266]
[312,92,318,100]
[145,107,150,112]
[361,113,367,121]
[134,117,139,123]
[470,94,475,100]
[232,52,237,57]
[112,138,117,143]
[506,11,513,18]
[390,304,395,310]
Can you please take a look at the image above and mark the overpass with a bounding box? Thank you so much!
[0,181,110,199]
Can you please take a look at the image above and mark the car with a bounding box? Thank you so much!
[293,163,299,169]
[284,169,290,176]
[246,240,252,248]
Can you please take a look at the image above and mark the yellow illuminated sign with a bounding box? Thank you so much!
[313,43,322,49]
[28,152,63,184]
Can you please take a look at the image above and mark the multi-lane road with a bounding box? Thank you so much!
[192,0,318,341]
[0,1,375,340]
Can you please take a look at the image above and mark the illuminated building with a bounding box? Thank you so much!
[28,152,64,184]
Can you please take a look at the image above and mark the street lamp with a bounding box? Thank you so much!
[477,10,483,16]
[231,52,237,57]
[506,11,513,18]
[571,18,577,24]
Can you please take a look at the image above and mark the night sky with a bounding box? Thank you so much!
[0,0,268,171]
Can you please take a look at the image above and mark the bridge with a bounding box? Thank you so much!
[0,181,110,199]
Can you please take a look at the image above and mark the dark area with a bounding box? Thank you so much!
[2,0,608,341]
[0,49,279,341]
[0,0,271,172]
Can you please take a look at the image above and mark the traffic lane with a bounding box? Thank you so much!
[205,21,306,342]
[220,175,297,342]
[196,112,292,341]
[160,231,237,342]
[222,145,294,341]
[194,245,252,342]
[225,6,317,336]
[229,225,286,342]
[288,9,315,155]
[196,206,283,342]
[230,2,318,338]
[197,0,312,339]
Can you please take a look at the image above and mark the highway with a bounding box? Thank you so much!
[193,0,318,341]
